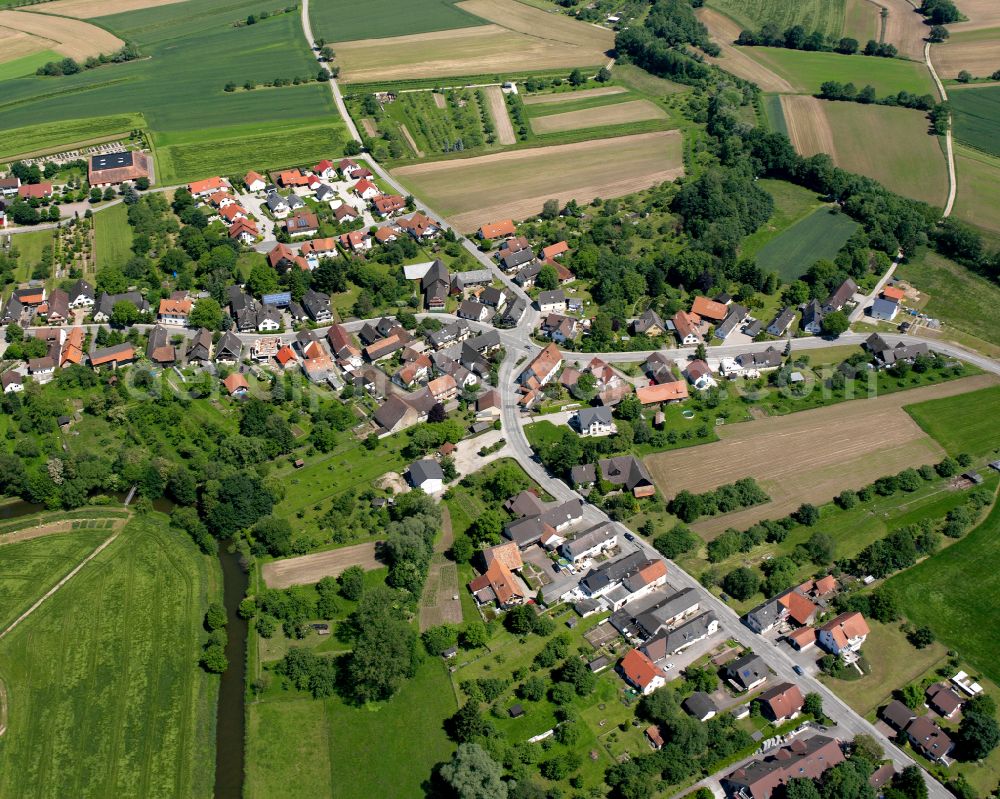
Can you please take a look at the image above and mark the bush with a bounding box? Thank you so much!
[722,567,760,601]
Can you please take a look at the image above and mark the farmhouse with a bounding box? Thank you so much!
[672,310,703,345]
[690,295,728,322]
[421,259,451,310]
[146,325,176,365]
[503,499,584,548]
[722,736,845,799]
[158,297,192,326]
[88,150,150,187]
[519,343,562,390]
[468,543,527,609]
[67,280,94,309]
[89,343,135,370]
[636,381,688,405]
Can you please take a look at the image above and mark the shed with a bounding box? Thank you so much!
[509,704,525,718]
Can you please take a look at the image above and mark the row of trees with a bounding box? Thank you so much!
[668,477,770,522]
[736,25,897,58]
[35,44,141,77]
[817,81,939,112]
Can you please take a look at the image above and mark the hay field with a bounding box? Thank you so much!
[0,10,122,59]
[953,145,1000,234]
[748,47,936,94]
[392,130,683,231]
[781,98,948,206]
[644,375,997,535]
[523,86,628,105]
[530,98,667,133]
[0,25,51,63]
[30,0,185,18]
[934,30,1000,79]
[262,542,381,588]
[697,7,795,92]
[334,0,612,83]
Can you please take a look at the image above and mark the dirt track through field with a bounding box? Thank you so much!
[419,506,462,630]
[645,374,998,536]
[696,8,795,93]
[393,130,683,231]
[399,123,424,157]
[530,98,666,133]
[25,0,186,18]
[0,517,127,546]
[0,9,122,59]
[484,85,517,145]
[262,541,382,588]
[523,86,627,105]
[879,0,929,60]
[781,95,837,157]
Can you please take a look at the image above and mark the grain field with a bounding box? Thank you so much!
[262,542,382,588]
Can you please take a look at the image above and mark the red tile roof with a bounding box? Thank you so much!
[479,219,516,239]
[636,381,688,405]
[620,648,665,691]
[690,295,728,321]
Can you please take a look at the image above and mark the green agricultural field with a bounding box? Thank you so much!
[310,0,486,42]
[950,84,1000,157]
[0,0,342,181]
[740,178,826,258]
[896,248,1000,348]
[762,94,789,136]
[246,658,457,799]
[94,203,134,270]
[0,529,110,630]
[953,145,1000,236]
[706,0,867,40]
[889,498,1000,685]
[905,384,1000,458]
[753,207,859,282]
[0,514,219,799]
[0,114,146,161]
[0,50,60,83]
[747,48,936,95]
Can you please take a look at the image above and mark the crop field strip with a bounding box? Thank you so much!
[746,47,937,95]
[952,144,1000,235]
[933,34,1000,79]
[949,85,1000,158]
[483,85,516,145]
[31,0,188,18]
[261,542,382,588]
[780,97,949,206]
[0,0,346,182]
[391,130,684,232]
[309,0,487,43]
[644,375,998,535]
[878,0,929,61]
[0,529,110,631]
[0,25,52,64]
[522,86,628,105]
[696,7,795,92]
[0,516,217,799]
[0,9,123,60]
[705,0,861,40]
[529,98,667,134]
[949,0,1000,32]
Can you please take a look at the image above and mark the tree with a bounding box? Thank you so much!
[805,531,836,564]
[540,198,559,220]
[504,605,536,636]
[804,692,824,720]
[345,586,418,702]
[928,24,950,42]
[722,567,760,601]
[794,503,820,526]
[784,778,822,799]
[536,263,559,290]
[423,623,460,656]
[205,602,227,630]
[821,310,850,337]
[200,643,228,673]
[189,297,223,330]
[110,300,141,327]
[568,68,585,86]
[957,70,972,83]
[449,701,494,743]
[251,515,293,556]
[907,625,935,648]
[892,766,927,799]
[958,695,1000,760]
[5,323,23,344]
[653,524,699,558]
[851,734,883,767]
[460,621,488,649]
[440,743,508,799]
[518,676,547,701]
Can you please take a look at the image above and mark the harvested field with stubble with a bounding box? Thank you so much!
[0,9,122,59]
[29,0,185,18]
[880,0,929,61]
[484,85,516,145]
[523,86,628,105]
[934,37,1000,79]
[262,542,382,588]
[0,26,50,63]
[336,0,612,83]
[392,130,684,231]
[950,0,1000,32]
[644,375,998,536]
[530,98,667,133]
[697,7,795,92]
[781,95,835,156]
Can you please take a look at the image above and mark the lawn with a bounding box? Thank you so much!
[0,528,110,630]
[753,207,859,282]
[950,84,1000,157]
[392,130,684,232]
[245,657,457,799]
[747,48,936,95]
[895,247,1000,348]
[888,497,1000,685]
[94,203,133,270]
[9,227,56,281]
[310,0,485,42]
[0,0,342,181]
[739,178,827,260]
[820,621,948,715]
[904,384,1000,458]
[953,144,1000,236]
[0,514,219,799]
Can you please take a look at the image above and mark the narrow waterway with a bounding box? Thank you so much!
[214,543,249,799]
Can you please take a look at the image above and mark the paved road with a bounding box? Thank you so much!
[925,40,956,217]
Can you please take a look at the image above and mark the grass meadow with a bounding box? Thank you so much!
[896,248,1000,348]
[94,203,134,270]
[0,49,59,81]
[950,84,1000,157]
[953,145,1000,236]
[0,514,219,799]
[740,178,827,259]
[904,384,1000,458]
[0,528,110,630]
[0,0,346,181]
[309,0,485,42]
[753,207,859,282]
[746,48,936,95]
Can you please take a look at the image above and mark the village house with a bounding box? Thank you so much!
[758,682,804,723]
[158,297,192,326]
[672,310,703,345]
[683,692,718,722]
[421,259,450,311]
[185,328,213,364]
[610,587,700,640]
[714,304,748,340]
[93,291,149,323]
[541,241,569,261]
[458,300,492,324]
[684,359,716,391]
[574,406,616,437]
[767,307,796,337]
[284,210,319,238]
[906,715,954,764]
[2,371,23,393]
[823,278,858,313]
[500,247,535,272]
[245,171,266,192]
[503,499,585,549]
[519,343,562,390]
[598,455,655,498]
[513,262,542,289]
[67,279,94,310]
[725,653,768,692]
[222,372,248,397]
[641,612,719,660]
[478,219,516,240]
[560,522,617,564]
[189,176,229,198]
[301,289,332,323]
[265,191,290,219]
[870,297,899,321]
[468,542,526,609]
[817,612,869,655]
[632,308,666,337]
[89,343,135,370]
[212,331,242,364]
[618,648,667,696]
[372,194,405,217]
[801,299,824,335]
[537,290,566,314]
[864,333,929,366]
[722,736,845,799]
[229,218,259,245]
[146,325,176,365]
[540,313,577,343]
[340,229,371,252]
[408,459,444,493]
[636,381,688,406]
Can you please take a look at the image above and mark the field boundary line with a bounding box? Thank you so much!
[0,531,118,641]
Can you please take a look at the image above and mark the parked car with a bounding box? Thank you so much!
[793,665,804,676]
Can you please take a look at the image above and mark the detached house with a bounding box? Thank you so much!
[767,307,796,337]
[574,406,615,437]
[245,171,266,192]
[265,192,290,219]
[284,210,319,238]
[158,297,192,326]
[519,343,562,390]
[478,219,516,240]
[632,308,665,337]
[301,289,332,323]
[618,649,667,696]
[823,278,857,313]
[68,279,94,309]
[818,612,869,655]
[599,455,655,498]
[672,310,703,345]
[468,543,526,609]
[758,683,804,723]
[537,290,566,314]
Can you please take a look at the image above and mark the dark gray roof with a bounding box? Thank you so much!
[725,653,768,689]
[96,290,149,318]
[480,287,506,307]
[633,308,665,334]
[576,406,613,430]
[537,289,565,306]
[627,587,700,639]
[501,297,527,325]
[561,522,617,559]
[301,288,331,320]
[187,328,213,360]
[466,330,501,352]
[421,260,450,292]
[504,499,584,547]
[571,463,597,485]
[598,455,653,492]
[501,248,534,270]
[265,192,288,211]
[736,346,782,370]
[713,304,747,339]
[801,299,823,328]
[409,458,444,485]
[216,331,242,360]
[683,691,718,719]
[579,550,649,595]
[90,150,136,170]
[69,278,94,304]
[824,278,858,312]
[767,307,796,335]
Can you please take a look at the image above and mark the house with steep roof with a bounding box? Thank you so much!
[89,343,135,370]
[146,325,176,365]
[642,612,719,659]
[632,308,666,337]
[906,716,953,764]
[574,406,615,437]
[158,297,192,326]
[926,682,963,719]
[672,310,703,345]
[691,295,728,322]
[599,455,655,498]
[409,459,444,493]
[478,219,516,240]
[468,542,527,609]
[758,682,804,723]
[725,653,768,692]
[223,372,248,396]
[560,523,617,563]
[722,736,844,799]
[818,611,869,655]
[618,648,667,695]
[519,343,562,390]
[823,278,858,313]
[683,691,718,722]
[767,307,796,337]
[636,381,688,405]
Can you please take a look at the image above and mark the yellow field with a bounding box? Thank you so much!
[523,86,628,105]
[0,10,122,60]
[0,25,51,63]
[530,99,667,133]
[392,130,683,231]
[782,98,948,207]
[335,0,613,83]
[25,0,186,17]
